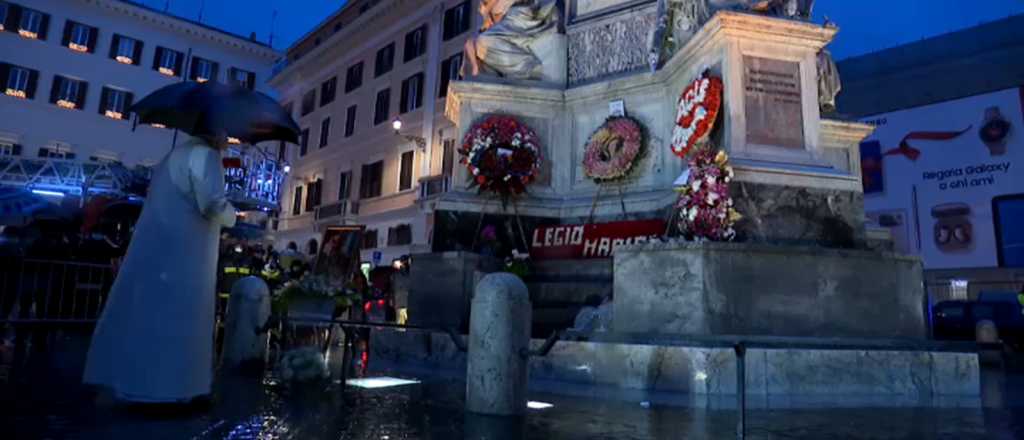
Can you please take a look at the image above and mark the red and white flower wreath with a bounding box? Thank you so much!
[669,71,723,158]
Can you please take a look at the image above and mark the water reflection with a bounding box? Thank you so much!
[2,329,1024,439]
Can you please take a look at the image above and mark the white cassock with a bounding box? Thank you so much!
[83,137,236,403]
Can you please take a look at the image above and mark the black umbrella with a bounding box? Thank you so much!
[130,81,299,144]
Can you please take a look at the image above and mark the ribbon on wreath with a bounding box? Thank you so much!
[882,126,972,161]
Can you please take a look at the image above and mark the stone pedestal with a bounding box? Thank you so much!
[613,241,928,339]
[444,11,873,246]
[408,252,497,331]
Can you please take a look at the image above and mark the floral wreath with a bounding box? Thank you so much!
[459,114,543,206]
[670,71,723,158]
[675,147,742,241]
[583,116,646,182]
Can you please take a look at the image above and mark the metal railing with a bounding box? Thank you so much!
[0,258,114,324]
[419,174,452,200]
[314,200,350,222]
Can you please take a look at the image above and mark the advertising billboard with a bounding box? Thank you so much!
[860,87,1023,270]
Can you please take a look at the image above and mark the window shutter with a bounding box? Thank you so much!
[61,21,72,46]
[189,57,199,80]
[460,3,470,33]
[173,51,184,76]
[0,63,9,88]
[246,71,255,90]
[152,47,162,70]
[86,25,98,53]
[210,62,220,82]
[108,34,120,59]
[11,144,21,156]
[124,91,134,113]
[38,13,50,40]
[26,69,38,99]
[98,87,109,115]
[4,5,20,31]
[400,80,409,113]
[77,81,88,108]
[49,76,62,104]
[132,39,143,66]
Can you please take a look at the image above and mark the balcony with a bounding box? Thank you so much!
[314,199,360,222]
[419,174,452,200]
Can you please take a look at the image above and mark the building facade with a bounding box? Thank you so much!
[270,0,477,265]
[0,0,279,198]
[838,14,1024,299]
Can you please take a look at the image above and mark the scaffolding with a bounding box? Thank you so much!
[0,147,287,212]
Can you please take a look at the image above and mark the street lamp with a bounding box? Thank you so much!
[392,117,427,150]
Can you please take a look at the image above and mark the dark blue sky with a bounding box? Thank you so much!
[141,0,1024,60]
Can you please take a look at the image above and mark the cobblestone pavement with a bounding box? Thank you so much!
[2,329,1023,440]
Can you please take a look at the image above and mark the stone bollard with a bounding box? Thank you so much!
[466,273,531,417]
[976,320,1002,366]
[221,276,271,371]
[976,320,1005,409]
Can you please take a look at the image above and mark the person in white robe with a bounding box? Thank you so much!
[83,135,236,403]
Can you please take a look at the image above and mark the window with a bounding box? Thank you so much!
[50,76,87,110]
[62,20,96,53]
[404,25,427,62]
[109,34,142,65]
[0,3,7,32]
[443,1,471,41]
[301,89,316,116]
[319,118,331,148]
[388,224,413,246]
[229,68,255,90]
[0,142,21,157]
[345,105,358,137]
[17,6,48,40]
[2,63,38,99]
[320,76,337,106]
[439,53,463,98]
[153,47,184,77]
[375,43,395,77]
[38,145,75,160]
[305,178,323,212]
[99,87,133,120]
[399,150,414,191]
[400,73,424,113]
[299,128,310,156]
[338,171,352,200]
[359,161,383,199]
[442,138,455,176]
[362,229,378,250]
[189,57,219,83]
[373,89,390,125]
[995,195,1024,268]
[345,62,363,93]
[292,186,303,215]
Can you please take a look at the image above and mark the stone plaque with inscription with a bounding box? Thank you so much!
[744,56,804,149]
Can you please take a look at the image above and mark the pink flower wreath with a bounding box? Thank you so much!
[582,116,645,182]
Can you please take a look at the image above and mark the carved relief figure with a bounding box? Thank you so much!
[463,0,560,80]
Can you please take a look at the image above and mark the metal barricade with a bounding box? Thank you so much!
[0,258,114,324]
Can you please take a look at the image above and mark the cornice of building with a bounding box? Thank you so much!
[86,0,281,60]
[269,0,439,89]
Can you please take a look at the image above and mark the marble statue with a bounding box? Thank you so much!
[817,48,841,113]
[463,0,560,80]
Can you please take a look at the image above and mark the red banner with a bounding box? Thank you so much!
[529,220,666,260]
